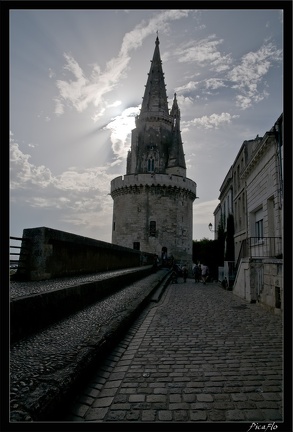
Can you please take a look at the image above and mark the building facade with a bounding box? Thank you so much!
[233,137,262,261]
[234,115,283,312]
[111,37,197,265]
[213,114,283,313]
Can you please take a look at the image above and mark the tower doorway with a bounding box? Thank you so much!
[161,247,167,266]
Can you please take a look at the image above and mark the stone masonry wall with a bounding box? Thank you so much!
[111,174,197,266]
[16,227,154,281]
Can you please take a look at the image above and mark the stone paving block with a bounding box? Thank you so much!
[182,393,196,403]
[153,387,167,394]
[106,410,126,421]
[213,401,235,410]
[141,410,156,421]
[70,403,89,418]
[129,394,145,402]
[146,394,167,403]
[77,394,95,406]
[103,380,122,389]
[85,407,108,421]
[236,401,257,409]
[98,388,118,398]
[244,409,265,421]
[92,397,114,408]
[231,393,248,401]
[108,372,125,381]
[120,381,138,388]
[255,401,280,409]
[119,388,137,394]
[110,403,131,410]
[83,387,100,398]
[173,410,188,421]
[260,409,282,420]
[169,403,189,410]
[113,366,129,373]
[113,394,128,403]
[226,409,246,421]
[208,410,226,421]
[137,386,153,394]
[197,394,213,402]
[126,410,140,421]
[190,410,207,421]
[262,392,282,401]
[169,394,182,403]
[213,394,231,401]
[158,410,172,421]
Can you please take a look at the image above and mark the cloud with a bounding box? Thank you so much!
[175,81,199,93]
[104,106,140,159]
[204,78,226,90]
[176,34,232,72]
[227,42,282,109]
[193,199,220,224]
[185,112,239,129]
[10,133,119,222]
[10,137,54,189]
[54,10,192,117]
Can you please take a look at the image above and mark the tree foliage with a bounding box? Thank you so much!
[192,238,222,280]
[225,213,235,261]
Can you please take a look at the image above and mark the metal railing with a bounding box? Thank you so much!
[248,237,282,259]
[236,237,282,268]
[10,236,30,271]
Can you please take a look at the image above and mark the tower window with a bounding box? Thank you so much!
[147,158,155,172]
[149,221,156,236]
[133,242,140,250]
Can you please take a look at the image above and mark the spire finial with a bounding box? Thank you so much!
[156,31,159,45]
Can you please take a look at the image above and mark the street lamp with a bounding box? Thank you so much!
[208,223,216,233]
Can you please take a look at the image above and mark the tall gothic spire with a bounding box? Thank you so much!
[127,37,187,177]
[139,36,169,120]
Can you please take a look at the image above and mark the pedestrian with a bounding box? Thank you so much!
[201,263,209,285]
[193,263,201,283]
[171,263,178,283]
[182,265,188,282]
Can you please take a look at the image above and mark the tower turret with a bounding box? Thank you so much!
[167,93,186,176]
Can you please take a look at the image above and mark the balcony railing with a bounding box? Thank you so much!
[236,237,282,268]
[248,237,282,259]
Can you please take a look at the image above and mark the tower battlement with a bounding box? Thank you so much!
[111,174,197,199]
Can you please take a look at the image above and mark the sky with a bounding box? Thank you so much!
[9,7,283,244]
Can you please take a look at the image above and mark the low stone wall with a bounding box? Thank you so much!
[10,266,155,343]
[15,227,155,281]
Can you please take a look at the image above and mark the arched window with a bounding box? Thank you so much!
[147,158,155,172]
[149,221,156,236]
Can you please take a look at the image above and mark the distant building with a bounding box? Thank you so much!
[110,37,197,265]
[213,114,283,313]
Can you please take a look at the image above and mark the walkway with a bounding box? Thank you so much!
[63,278,283,423]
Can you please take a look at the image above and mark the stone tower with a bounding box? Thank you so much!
[110,36,197,265]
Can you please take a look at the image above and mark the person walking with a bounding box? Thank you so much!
[182,265,188,283]
[193,263,201,283]
[171,263,178,283]
[201,263,209,285]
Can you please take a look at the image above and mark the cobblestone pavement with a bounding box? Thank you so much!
[63,278,283,425]
[10,269,168,421]
[10,266,148,299]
